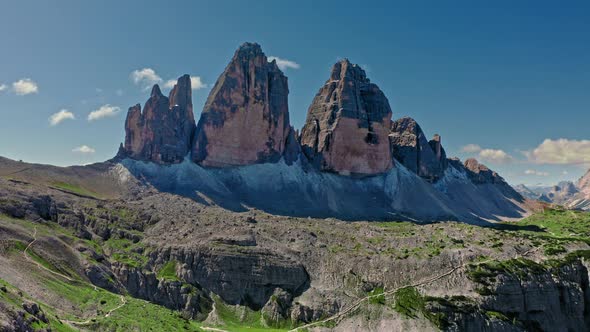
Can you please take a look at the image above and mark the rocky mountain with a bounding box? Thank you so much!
[514,184,539,200]
[389,117,447,182]
[192,42,298,167]
[0,163,587,332]
[570,170,590,209]
[113,42,530,224]
[7,41,583,332]
[300,59,394,176]
[122,75,195,163]
[515,175,590,210]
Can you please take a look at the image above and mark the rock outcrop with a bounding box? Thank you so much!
[122,75,195,163]
[112,262,212,320]
[192,42,297,167]
[389,117,447,182]
[463,158,507,185]
[300,59,393,176]
[455,158,522,200]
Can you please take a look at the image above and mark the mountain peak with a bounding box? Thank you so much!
[150,84,163,98]
[300,58,392,176]
[192,42,294,167]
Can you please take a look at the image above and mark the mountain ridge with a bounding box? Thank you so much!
[112,42,530,223]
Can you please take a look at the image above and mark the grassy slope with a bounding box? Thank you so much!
[1,208,589,331]
[0,214,290,332]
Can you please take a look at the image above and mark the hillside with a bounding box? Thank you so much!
[0,166,589,331]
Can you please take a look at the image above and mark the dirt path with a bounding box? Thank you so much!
[290,249,539,331]
[24,227,76,282]
[202,327,230,332]
[23,225,128,327]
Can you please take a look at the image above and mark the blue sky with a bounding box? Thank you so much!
[0,1,589,186]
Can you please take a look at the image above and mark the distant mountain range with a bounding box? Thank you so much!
[514,170,590,210]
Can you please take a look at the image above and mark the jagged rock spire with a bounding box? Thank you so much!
[389,117,447,182]
[122,75,195,163]
[299,59,393,176]
[192,42,297,167]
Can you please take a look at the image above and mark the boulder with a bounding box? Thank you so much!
[299,59,393,176]
[122,75,195,163]
[389,117,447,182]
[192,42,295,167]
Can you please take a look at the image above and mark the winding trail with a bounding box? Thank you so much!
[290,248,539,331]
[23,225,128,327]
[24,227,75,282]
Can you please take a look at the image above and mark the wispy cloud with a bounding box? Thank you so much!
[88,104,121,121]
[525,138,590,165]
[130,68,162,90]
[164,76,207,90]
[49,109,75,126]
[524,169,549,176]
[460,144,482,153]
[268,56,300,71]
[461,144,512,164]
[116,89,124,96]
[478,148,513,164]
[72,145,95,154]
[190,76,207,90]
[12,78,38,95]
[0,84,7,92]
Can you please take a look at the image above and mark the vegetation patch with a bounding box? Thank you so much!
[499,209,590,244]
[467,258,547,283]
[50,181,101,199]
[104,237,148,268]
[368,287,385,305]
[157,261,180,281]
[393,287,424,318]
[212,295,290,331]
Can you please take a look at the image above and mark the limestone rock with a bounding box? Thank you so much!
[463,158,504,185]
[122,75,195,163]
[300,59,393,176]
[192,42,293,167]
[389,117,447,182]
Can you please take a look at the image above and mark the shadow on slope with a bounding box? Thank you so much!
[117,158,529,224]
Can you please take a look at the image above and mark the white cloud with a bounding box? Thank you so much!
[163,79,177,89]
[164,76,207,90]
[563,170,569,175]
[49,109,75,126]
[12,78,38,95]
[0,84,7,91]
[461,144,482,153]
[190,76,207,90]
[72,145,95,154]
[478,149,513,164]
[130,68,162,90]
[88,104,121,121]
[524,169,549,176]
[268,56,301,71]
[461,144,512,164]
[526,139,590,165]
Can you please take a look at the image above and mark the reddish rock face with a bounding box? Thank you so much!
[123,75,195,163]
[463,158,505,184]
[192,42,294,167]
[300,59,393,176]
[389,117,447,182]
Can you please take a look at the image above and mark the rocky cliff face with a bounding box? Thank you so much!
[389,117,447,182]
[456,158,523,201]
[192,42,297,167]
[300,59,393,176]
[122,75,195,163]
